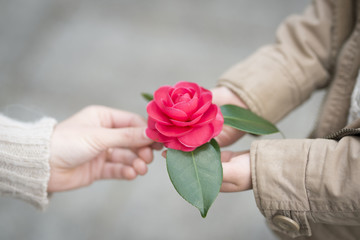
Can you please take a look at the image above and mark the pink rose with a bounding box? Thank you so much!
[146,81,224,152]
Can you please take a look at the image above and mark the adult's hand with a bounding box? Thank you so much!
[48,105,154,192]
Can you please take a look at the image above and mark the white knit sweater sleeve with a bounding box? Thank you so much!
[0,114,57,209]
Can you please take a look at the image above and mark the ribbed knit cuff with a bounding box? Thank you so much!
[0,114,57,210]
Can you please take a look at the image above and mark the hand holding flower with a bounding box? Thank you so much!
[48,106,154,192]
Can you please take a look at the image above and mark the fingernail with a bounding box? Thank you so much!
[143,129,149,139]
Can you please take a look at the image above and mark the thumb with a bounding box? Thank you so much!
[91,127,154,149]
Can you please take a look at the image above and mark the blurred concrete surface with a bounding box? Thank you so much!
[0,0,319,239]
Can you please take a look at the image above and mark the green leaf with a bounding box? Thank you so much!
[220,104,279,135]
[166,139,222,218]
[141,93,154,102]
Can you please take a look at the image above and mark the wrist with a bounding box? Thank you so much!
[211,86,248,108]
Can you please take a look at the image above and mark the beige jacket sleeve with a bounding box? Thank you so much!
[251,134,360,238]
[0,114,57,209]
[218,0,347,123]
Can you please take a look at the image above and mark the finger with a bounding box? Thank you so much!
[220,151,238,163]
[221,150,250,163]
[161,150,167,158]
[215,125,245,147]
[80,105,147,128]
[108,147,153,167]
[132,158,148,175]
[221,153,252,191]
[101,162,137,180]
[99,107,147,128]
[107,148,138,165]
[137,147,153,164]
[221,182,241,192]
[65,106,147,129]
[222,161,240,183]
[93,127,154,149]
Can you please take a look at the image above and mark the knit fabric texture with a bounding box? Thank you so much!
[0,114,57,209]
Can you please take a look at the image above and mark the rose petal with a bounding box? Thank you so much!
[211,107,224,137]
[200,87,211,94]
[191,92,212,119]
[162,107,188,121]
[178,124,214,148]
[174,81,201,96]
[154,86,174,108]
[171,88,193,103]
[146,127,171,143]
[147,117,157,129]
[165,139,196,152]
[193,104,217,127]
[146,101,172,125]
[177,93,192,103]
[188,88,196,96]
[170,114,202,127]
[198,91,212,104]
[156,123,192,137]
[173,93,199,117]
[153,87,188,121]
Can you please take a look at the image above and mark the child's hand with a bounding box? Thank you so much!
[48,106,154,192]
[221,150,252,192]
[211,86,248,147]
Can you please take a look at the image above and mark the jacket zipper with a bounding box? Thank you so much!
[325,128,360,141]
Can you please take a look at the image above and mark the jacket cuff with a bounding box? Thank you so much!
[250,139,314,238]
[0,115,57,210]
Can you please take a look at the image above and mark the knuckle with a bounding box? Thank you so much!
[83,135,107,154]
[121,128,138,145]
[128,114,146,127]
[83,105,105,114]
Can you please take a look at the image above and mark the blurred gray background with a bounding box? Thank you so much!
[0,0,323,239]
